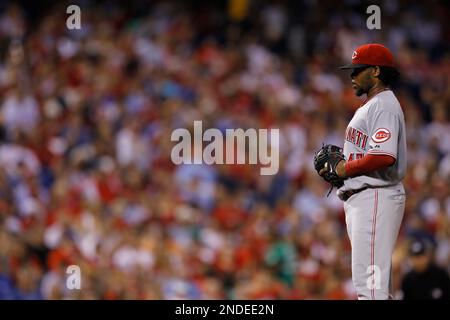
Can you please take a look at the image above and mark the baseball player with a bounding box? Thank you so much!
[332,44,407,299]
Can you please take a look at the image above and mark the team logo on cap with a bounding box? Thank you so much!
[352,50,358,59]
[372,128,391,143]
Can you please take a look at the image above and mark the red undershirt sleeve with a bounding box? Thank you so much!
[345,154,395,177]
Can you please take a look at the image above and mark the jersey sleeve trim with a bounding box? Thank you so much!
[367,150,397,159]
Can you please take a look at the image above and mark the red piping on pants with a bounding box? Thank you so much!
[370,189,379,300]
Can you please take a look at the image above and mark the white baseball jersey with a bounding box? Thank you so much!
[338,89,407,193]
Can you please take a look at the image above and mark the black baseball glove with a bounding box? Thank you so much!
[313,144,346,195]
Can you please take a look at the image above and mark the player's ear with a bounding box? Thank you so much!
[372,66,381,77]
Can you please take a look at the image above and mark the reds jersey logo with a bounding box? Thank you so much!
[372,128,391,143]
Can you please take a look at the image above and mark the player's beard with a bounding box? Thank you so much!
[352,84,366,97]
[355,86,366,96]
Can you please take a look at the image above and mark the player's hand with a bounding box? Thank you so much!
[319,160,346,178]
[335,160,346,178]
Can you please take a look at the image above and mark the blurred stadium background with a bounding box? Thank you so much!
[0,0,449,299]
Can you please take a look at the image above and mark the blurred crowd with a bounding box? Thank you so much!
[0,0,449,299]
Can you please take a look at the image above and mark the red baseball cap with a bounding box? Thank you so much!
[340,43,395,69]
